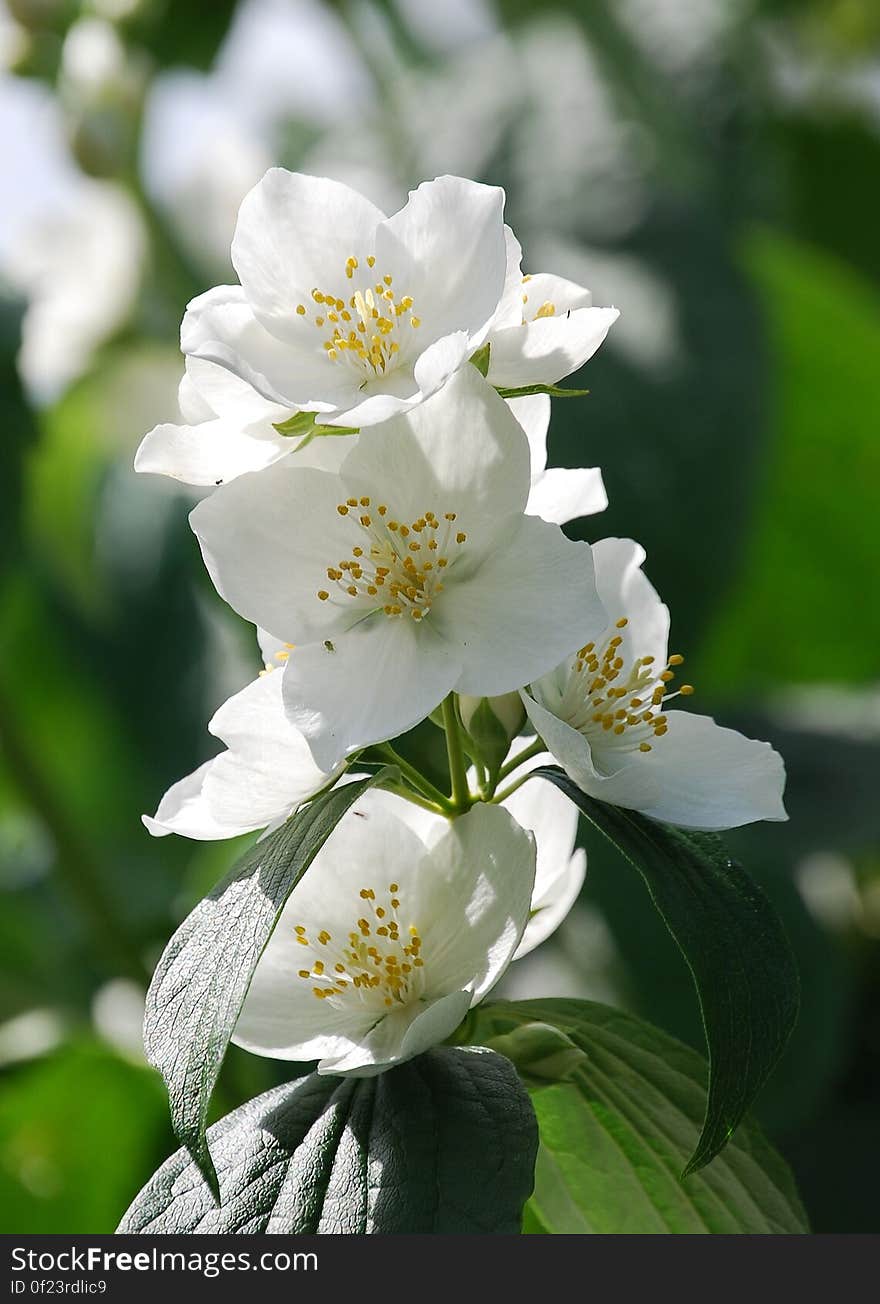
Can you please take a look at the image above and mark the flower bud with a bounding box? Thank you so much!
[459,692,526,774]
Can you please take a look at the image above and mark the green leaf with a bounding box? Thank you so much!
[118,1047,537,1234]
[469,342,491,376]
[532,767,799,1174]
[143,769,396,1199]
[495,383,590,399]
[469,1000,808,1234]
[272,410,359,451]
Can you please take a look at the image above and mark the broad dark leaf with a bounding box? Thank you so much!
[144,770,395,1197]
[534,767,799,1172]
[469,1000,808,1234]
[119,1047,537,1234]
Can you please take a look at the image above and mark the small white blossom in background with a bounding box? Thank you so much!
[522,537,788,831]
[233,800,535,1076]
[0,78,144,404]
[190,367,606,769]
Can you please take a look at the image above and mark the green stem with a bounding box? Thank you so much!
[369,743,450,807]
[441,695,471,812]
[496,737,545,783]
[492,771,537,804]
[378,780,450,816]
[0,680,150,985]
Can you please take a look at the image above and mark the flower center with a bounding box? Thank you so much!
[293,883,426,1013]
[559,617,694,759]
[316,497,468,622]
[295,254,421,379]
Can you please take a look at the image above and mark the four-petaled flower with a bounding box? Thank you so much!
[179,169,512,432]
[190,367,606,770]
[233,801,536,1076]
[521,537,788,830]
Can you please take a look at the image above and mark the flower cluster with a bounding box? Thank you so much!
[139,170,785,1077]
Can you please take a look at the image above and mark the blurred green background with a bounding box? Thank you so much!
[1,0,878,1234]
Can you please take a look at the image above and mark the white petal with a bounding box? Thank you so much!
[318,990,472,1077]
[190,464,354,644]
[522,692,787,832]
[183,284,358,412]
[506,392,550,475]
[490,225,526,330]
[411,330,470,398]
[521,272,593,316]
[527,466,608,525]
[142,760,239,840]
[414,803,535,1003]
[487,306,619,388]
[282,620,461,770]
[184,355,288,427]
[517,849,586,959]
[616,711,789,831]
[521,691,664,810]
[231,169,386,341]
[339,365,530,544]
[593,536,670,668]
[142,672,331,840]
[177,368,215,424]
[501,774,586,958]
[134,417,291,487]
[375,175,507,346]
[438,515,605,696]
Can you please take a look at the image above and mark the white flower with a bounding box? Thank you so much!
[485,229,620,390]
[142,667,334,840]
[510,393,607,525]
[521,537,788,831]
[143,659,584,955]
[232,800,536,1076]
[191,367,605,770]
[179,167,510,431]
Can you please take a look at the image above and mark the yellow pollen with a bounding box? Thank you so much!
[317,501,467,621]
[296,304,306,316]
[558,618,696,757]
[294,885,426,1013]
[535,301,556,318]
[310,256,420,375]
